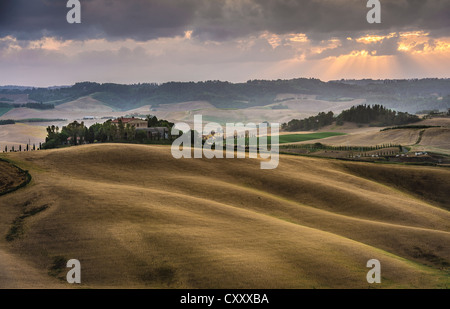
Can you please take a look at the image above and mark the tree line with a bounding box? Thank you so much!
[337,104,420,126]
[281,112,334,131]
[42,116,174,149]
[281,143,402,152]
[0,102,55,110]
[2,143,40,153]
[3,78,450,112]
[282,104,421,131]
[0,120,15,125]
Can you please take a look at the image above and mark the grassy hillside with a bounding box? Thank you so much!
[0,144,449,288]
[278,133,347,144]
[0,107,12,117]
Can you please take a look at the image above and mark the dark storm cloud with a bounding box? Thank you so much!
[0,0,449,41]
[0,0,201,41]
[191,0,450,40]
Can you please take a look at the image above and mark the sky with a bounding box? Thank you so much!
[0,0,449,86]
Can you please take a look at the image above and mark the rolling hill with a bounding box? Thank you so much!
[283,118,450,155]
[2,79,450,112]
[0,94,369,148]
[0,144,449,288]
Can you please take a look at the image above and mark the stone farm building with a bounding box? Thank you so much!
[138,127,170,140]
[112,117,170,140]
[112,117,148,129]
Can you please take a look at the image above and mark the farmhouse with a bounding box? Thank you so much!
[112,117,148,129]
[110,117,171,140]
[138,127,170,140]
[66,136,83,145]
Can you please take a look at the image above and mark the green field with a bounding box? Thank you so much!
[16,118,67,123]
[233,132,347,146]
[0,107,12,117]
[278,132,347,144]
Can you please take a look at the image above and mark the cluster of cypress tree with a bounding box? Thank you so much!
[282,143,401,152]
[2,143,38,153]
[337,104,420,126]
[281,112,334,131]
[282,105,421,131]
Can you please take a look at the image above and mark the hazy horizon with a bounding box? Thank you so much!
[2,76,450,89]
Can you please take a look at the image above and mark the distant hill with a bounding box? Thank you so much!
[0,86,34,91]
[1,78,449,113]
[0,85,69,90]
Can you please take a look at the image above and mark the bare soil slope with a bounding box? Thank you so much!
[0,123,48,150]
[419,128,450,149]
[0,160,27,194]
[0,144,449,288]
[294,129,421,147]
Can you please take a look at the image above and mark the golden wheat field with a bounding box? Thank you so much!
[0,144,449,288]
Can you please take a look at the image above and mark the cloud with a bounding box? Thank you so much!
[0,0,201,41]
[0,0,449,42]
[305,34,402,60]
[0,0,449,86]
